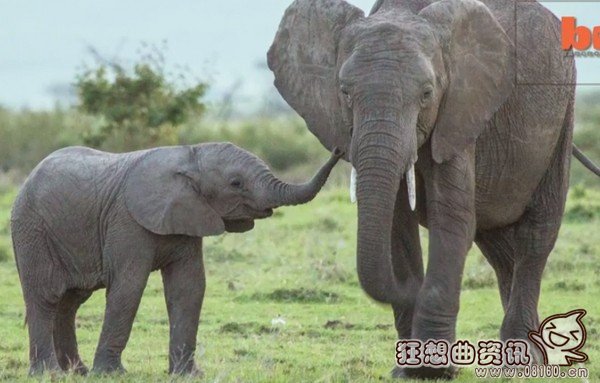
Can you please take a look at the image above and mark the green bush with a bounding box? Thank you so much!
[0,107,86,174]
[0,107,328,177]
[2,71,598,184]
[178,116,327,172]
[573,91,600,188]
[76,56,207,152]
[0,188,15,263]
[0,239,11,263]
[564,185,600,222]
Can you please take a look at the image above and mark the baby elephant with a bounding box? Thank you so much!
[11,143,341,375]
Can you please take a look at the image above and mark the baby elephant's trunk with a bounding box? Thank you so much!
[263,148,342,207]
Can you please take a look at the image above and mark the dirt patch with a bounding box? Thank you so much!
[246,288,341,304]
[324,320,355,330]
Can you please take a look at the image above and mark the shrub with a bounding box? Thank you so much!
[0,239,12,263]
[564,185,600,222]
[75,48,207,152]
[573,91,600,188]
[179,116,327,172]
[0,107,86,175]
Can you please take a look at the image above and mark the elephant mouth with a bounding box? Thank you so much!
[254,208,274,219]
[228,206,273,220]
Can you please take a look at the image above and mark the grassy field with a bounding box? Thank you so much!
[0,185,598,382]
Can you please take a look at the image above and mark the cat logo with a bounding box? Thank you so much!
[528,309,588,366]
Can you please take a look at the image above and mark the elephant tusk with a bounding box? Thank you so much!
[407,163,416,211]
[350,167,357,204]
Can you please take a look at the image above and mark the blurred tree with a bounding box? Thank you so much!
[573,90,600,188]
[75,45,207,151]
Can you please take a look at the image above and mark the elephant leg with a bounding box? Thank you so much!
[475,223,543,341]
[475,228,515,312]
[502,117,571,363]
[502,163,568,350]
[500,231,549,341]
[390,179,425,380]
[391,177,424,339]
[407,149,476,380]
[26,300,61,375]
[13,227,64,375]
[496,216,560,367]
[161,242,205,376]
[54,290,92,374]
[92,259,151,374]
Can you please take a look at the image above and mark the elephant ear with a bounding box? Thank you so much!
[268,0,364,153]
[124,147,225,237]
[419,0,515,163]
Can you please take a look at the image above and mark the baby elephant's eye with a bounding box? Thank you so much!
[421,86,434,106]
[230,179,243,189]
[340,84,353,107]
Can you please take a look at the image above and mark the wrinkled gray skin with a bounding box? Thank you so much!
[268,0,596,379]
[11,142,341,376]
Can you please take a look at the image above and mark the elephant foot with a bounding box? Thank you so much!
[28,363,63,377]
[58,356,89,375]
[67,360,89,375]
[391,366,409,379]
[92,350,127,375]
[91,366,126,375]
[170,362,204,377]
[29,355,63,376]
[392,365,458,380]
[91,361,126,375]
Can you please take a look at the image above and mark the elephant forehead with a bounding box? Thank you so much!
[198,143,245,164]
[340,49,435,92]
[341,13,437,64]
[202,150,267,177]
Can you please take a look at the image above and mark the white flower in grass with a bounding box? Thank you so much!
[271,315,286,326]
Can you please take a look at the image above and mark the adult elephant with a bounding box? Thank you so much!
[269,0,599,379]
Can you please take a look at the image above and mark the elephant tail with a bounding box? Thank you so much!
[573,145,600,177]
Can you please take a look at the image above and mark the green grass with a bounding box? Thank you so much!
[0,186,598,382]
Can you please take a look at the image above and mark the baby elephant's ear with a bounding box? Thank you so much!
[124,147,225,237]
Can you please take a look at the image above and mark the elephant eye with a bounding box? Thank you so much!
[340,86,352,107]
[342,92,352,107]
[230,179,243,189]
[421,87,434,105]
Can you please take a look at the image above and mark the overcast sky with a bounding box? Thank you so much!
[0,1,598,110]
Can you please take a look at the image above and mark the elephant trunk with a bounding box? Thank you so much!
[262,149,342,207]
[354,118,418,305]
